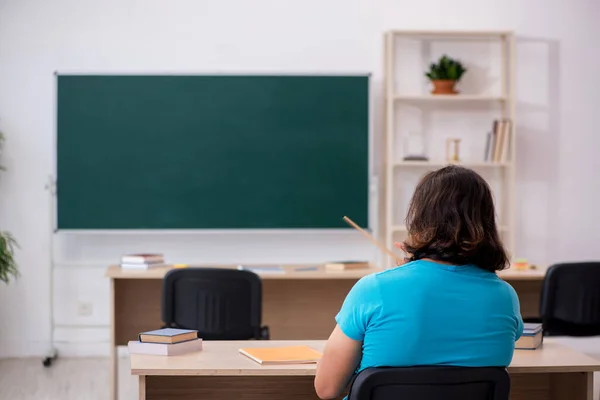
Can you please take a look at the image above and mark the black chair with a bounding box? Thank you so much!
[162,268,269,340]
[347,366,510,400]
[538,262,600,336]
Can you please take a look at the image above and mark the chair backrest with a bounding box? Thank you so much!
[162,268,262,340]
[348,366,510,400]
[540,262,600,336]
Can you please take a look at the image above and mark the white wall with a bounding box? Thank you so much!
[0,0,599,357]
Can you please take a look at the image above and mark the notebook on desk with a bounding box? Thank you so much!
[239,346,322,365]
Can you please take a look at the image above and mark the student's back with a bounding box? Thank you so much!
[315,165,524,400]
[336,259,523,372]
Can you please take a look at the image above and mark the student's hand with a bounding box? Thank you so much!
[394,242,409,266]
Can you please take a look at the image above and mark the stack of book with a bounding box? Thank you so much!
[515,323,543,350]
[128,328,202,356]
[484,119,512,163]
[120,253,165,270]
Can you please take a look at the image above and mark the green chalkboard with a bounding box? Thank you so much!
[56,74,369,229]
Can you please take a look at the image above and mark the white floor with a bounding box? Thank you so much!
[0,345,599,400]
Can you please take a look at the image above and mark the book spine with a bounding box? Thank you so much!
[484,132,491,162]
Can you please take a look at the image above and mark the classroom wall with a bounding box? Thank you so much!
[0,0,599,357]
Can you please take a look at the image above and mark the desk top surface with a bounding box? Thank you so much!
[107,264,545,281]
[130,339,599,376]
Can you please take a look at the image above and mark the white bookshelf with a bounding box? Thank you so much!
[382,30,516,267]
[394,94,506,102]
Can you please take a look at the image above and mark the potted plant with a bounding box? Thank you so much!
[425,54,467,95]
[0,131,19,284]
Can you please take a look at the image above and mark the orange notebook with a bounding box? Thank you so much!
[239,346,322,365]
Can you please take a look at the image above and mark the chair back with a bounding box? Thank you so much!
[162,268,263,340]
[348,366,510,400]
[540,262,600,336]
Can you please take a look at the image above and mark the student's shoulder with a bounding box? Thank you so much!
[372,259,427,278]
[350,264,411,292]
[478,271,520,299]
[496,275,519,297]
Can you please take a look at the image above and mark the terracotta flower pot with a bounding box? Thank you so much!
[431,80,458,95]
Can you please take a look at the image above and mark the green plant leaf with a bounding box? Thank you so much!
[447,64,457,80]
[425,55,467,82]
[0,231,19,284]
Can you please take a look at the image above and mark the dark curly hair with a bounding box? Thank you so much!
[403,165,509,272]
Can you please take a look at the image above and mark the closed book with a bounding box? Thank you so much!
[120,263,166,270]
[484,132,492,162]
[523,323,542,335]
[500,119,512,162]
[139,328,198,344]
[121,254,164,264]
[516,323,543,350]
[325,261,369,271]
[128,338,202,356]
[239,345,322,365]
[493,120,505,162]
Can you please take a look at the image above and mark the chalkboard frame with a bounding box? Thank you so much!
[52,72,376,233]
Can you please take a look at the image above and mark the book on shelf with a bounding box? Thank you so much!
[120,253,165,269]
[128,338,203,356]
[485,119,512,163]
[325,261,370,271]
[515,323,543,350]
[239,345,322,365]
[139,328,198,344]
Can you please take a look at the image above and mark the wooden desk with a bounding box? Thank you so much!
[108,264,546,400]
[131,339,599,400]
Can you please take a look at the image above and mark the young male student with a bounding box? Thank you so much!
[314,165,524,399]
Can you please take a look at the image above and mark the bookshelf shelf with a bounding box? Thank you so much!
[389,30,512,39]
[383,30,516,267]
[394,94,506,102]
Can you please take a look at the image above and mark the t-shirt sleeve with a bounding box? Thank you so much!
[335,274,381,341]
[508,284,524,340]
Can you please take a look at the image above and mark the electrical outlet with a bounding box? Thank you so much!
[77,301,93,317]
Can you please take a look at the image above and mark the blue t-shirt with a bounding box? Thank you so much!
[336,260,524,373]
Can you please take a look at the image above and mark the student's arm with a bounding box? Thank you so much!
[314,325,362,399]
[314,275,381,399]
[508,283,524,340]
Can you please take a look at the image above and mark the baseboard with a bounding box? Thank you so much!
[53,342,110,357]
[50,343,130,358]
[0,340,52,358]
[0,326,132,358]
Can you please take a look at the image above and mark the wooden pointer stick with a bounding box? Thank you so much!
[342,216,400,261]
